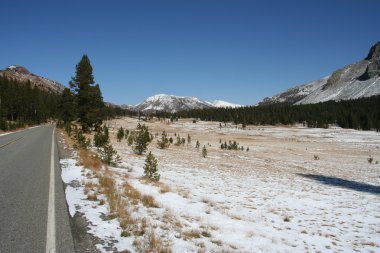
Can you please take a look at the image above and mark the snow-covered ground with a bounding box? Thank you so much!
[60,118,380,252]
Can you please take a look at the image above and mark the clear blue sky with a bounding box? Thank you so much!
[0,0,379,105]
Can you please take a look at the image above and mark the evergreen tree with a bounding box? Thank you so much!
[57,88,76,124]
[195,140,200,149]
[157,131,170,149]
[132,123,151,155]
[202,145,207,158]
[117,126,124,142]
[98,143,121,166]
[94,125,109,148]
[69,55,104,132]
[143,152,160,181]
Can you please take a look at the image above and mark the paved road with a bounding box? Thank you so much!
[0,125,75,252]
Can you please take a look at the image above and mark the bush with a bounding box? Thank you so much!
[144,152,160,181]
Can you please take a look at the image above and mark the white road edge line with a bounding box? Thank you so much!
[46,127,56,253]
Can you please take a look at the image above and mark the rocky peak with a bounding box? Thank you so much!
[7,65,31,75]
[365,41,380,61]
[359,41,380,80]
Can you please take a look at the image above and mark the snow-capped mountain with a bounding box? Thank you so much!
[209,100,242,108]
[131,94,241,113]
[258,41,380,105]
[133,94,213,113]
[0,65,65,94]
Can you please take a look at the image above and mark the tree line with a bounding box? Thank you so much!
[166,96,380,131]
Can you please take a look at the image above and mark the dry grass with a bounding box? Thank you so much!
[147,230,172,253]
[132,230,172,253]
[123,182,142,201]
[79,149,102,171]
[99,173,118,212]
[158,183,171,194]
[87,193,98,201]
[141,195,160,208]
[182,229,201,240]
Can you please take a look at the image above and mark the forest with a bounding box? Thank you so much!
[165,96,380,131]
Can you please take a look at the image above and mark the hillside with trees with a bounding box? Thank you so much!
[0,55,133,131]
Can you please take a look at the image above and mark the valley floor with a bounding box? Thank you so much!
[60,117,380,253]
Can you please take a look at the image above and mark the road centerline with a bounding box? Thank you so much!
[0,136,24,150]
[46,127,56,253]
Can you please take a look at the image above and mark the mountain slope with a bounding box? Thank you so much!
[258,41,380,105]
[0,65,65,94]
[258,77,330,105]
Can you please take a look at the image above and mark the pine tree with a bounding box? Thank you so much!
[132,123,151,155]
[117,126,124,142]
[144,152,160,181]
[57,88,76,124]
[69,55,104,132]
[195,140,200,149]
[98,143,121,166]
[94,125,109,148]
[174,135,181,146]
[157,131,170,149]
[202,145,207,158]
[187,134,191,144]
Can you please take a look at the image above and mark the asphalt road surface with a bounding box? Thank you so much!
[0,125,75,252]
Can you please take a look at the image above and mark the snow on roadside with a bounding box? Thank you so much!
[60,155,136,252]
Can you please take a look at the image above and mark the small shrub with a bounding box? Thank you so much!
[367,156,373,164]
[201,231,211,237]
[121,231,131,237]
[195,140,200,149]
[187,134,191,144]
[314,155,320,160]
